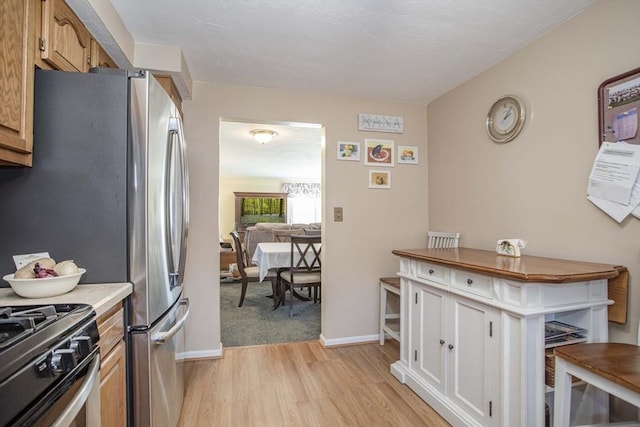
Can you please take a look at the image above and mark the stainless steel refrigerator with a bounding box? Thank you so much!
[0,68,190,427]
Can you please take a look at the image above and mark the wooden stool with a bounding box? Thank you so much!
[554,343,640,426]
[379,277,400,345]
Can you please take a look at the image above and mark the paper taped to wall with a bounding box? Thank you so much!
[587,142,640,205]
[587,141,640,222]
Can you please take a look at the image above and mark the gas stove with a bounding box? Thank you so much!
[0,304,99,426]
[1,305,62,349]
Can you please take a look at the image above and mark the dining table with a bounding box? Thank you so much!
[251,240,322,308]
[251,241,321,282]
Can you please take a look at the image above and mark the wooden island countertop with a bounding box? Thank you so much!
[392,247,624,283]
[393,247,628,323]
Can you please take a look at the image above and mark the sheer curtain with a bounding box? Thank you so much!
[282,183,321,224]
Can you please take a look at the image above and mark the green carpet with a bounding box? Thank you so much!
[219,278,321,347]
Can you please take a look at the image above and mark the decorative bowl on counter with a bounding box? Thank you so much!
[2,269,86,298]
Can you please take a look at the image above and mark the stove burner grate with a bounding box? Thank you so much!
[0,305,60,350]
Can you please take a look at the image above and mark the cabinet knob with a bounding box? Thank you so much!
[448,344,454,350]
[439,339,445,345]
[429,269,434,274]
[467,278,473,285]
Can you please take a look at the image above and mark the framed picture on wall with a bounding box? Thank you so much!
[397,145,419,164]
[364,138,394,167]
[358,113,404,133]
[337,141,360,161]
[598,67,640,146]
[368,170,391,189]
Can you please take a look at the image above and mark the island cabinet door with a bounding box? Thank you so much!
[447,295,500,426]
[410,282,447,394]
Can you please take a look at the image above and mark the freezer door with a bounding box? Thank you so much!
[131,298,189,427]
[129,73,187,326]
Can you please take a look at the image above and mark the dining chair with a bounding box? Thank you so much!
[427,231,460,249]
[278,235,321,316]
[553,322,640,426]
[229,231,276,307]
[271,229,304,296]
[272,229,303,242]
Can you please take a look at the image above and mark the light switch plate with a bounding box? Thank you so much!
[334,207,343,222]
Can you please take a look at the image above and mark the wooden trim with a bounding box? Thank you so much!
[608,266,629,324]
[233,191,288,198]
[392,247,623,283]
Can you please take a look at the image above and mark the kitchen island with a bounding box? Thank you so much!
[391,247,625,427]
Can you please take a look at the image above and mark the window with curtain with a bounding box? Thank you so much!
[282,183,321,224]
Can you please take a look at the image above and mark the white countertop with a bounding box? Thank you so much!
[0,283,132,317]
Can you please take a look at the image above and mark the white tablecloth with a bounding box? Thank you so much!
[251,242,321,282]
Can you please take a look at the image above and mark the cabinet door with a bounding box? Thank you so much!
[411,283,447,394]
[447,296,498,426]
[90,39,117,69]
[40,0,91,72]
[0,0,34,166]
[154,75,183,115]
[100,340,127,427]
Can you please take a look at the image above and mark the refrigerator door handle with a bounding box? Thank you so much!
[151,298,190,345]
[165,115,189,289]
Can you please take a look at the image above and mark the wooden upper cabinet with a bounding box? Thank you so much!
[0,0,35,166]
[154,74,183,114]
[90,39,117,69]
[40,0,91,72]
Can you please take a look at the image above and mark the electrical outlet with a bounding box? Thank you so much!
[334,207,343,222]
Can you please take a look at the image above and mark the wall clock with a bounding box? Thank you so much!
[486,95,526,143]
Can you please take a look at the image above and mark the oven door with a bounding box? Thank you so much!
[13,350,101,427]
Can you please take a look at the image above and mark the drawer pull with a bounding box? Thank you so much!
[448,344,454,350]
[467,278,473,285]
[439,339,445,345]
[429,269,434,274]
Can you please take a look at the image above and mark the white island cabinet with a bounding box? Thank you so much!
[390,248,624,427]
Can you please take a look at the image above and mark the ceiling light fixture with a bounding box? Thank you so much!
[250,129,278,144]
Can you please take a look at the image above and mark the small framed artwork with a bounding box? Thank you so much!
[358,113,404,133]
[368,170,391,189]
[337,141,360,161]
[364,138,394,167]
[397,145,419,164]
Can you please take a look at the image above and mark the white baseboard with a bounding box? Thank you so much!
[182,344,223,360]
[320,333,380,347]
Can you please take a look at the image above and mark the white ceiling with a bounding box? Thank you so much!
[219,120,322,180]
[107,0,594,180]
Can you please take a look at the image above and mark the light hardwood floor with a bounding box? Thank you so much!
[178,340,450,426]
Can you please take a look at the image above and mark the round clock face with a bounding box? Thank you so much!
[486,96,526,142]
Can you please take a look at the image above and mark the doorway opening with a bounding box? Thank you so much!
[218,118,324,347]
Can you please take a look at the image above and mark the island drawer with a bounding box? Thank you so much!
[451,271,493,299]
[415,261,447,285]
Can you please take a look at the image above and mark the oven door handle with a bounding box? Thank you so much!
[51,353,101,427]
[152,298,190,345]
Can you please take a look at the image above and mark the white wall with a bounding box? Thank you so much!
[182,84,428,354]
[427,0,640,343]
